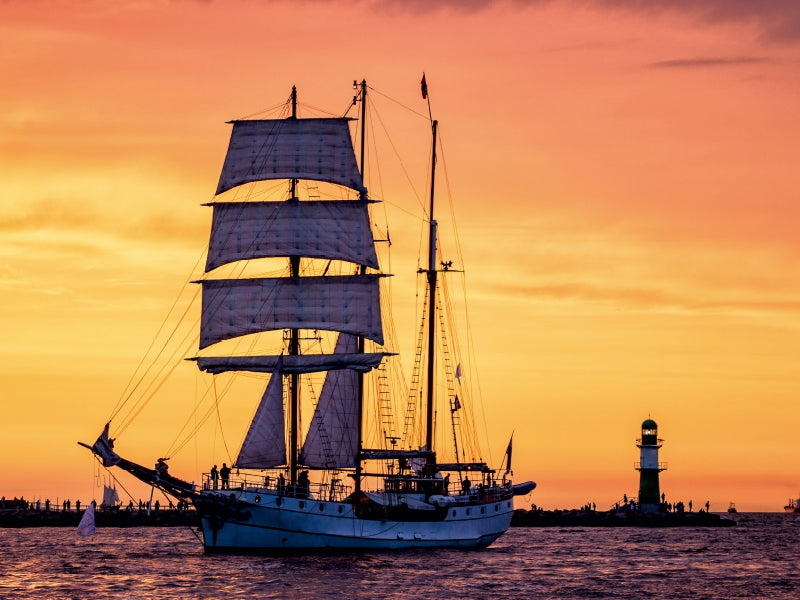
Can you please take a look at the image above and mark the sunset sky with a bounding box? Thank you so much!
[2,0,799,513]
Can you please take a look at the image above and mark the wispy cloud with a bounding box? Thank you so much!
[649,56,771,69]
[367,0,800,44]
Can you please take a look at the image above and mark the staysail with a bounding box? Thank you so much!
[234,358,287,469]
[299,334,360,468]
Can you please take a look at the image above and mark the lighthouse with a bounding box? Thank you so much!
[635,418,666,514]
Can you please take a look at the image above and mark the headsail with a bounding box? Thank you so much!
[234,357,287,469]
[215,118,365,195]
[299,334,360,468]
[92,423,120,468]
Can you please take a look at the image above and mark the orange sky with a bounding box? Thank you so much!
[2,0,799,512]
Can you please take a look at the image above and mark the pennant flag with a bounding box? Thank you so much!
[505,435,513,473]
[421,73,428,99]
[453,395,461,411]
[455,363,462,382]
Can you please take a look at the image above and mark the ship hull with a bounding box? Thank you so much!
[196,490,514,553]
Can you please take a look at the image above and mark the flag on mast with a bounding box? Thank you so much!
[455,363,462,382]
[453,395,461,411]
[504,435,513,473]
[421,73,428,99]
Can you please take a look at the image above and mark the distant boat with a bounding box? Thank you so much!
[784,497,800,513]
[727,502,737,513]
[77,502,96,538]
[100,484,120,511]
[80,79,535,553]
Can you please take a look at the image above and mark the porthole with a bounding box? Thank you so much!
[338,506,344,514]
[299,501,305,509]
[254,495,261,504]
[276,498,282,506]
[452,509,456,517]
[466,509,470,515]
[481,507,485,514]
[319,503,325,511]
[494,504,499,512]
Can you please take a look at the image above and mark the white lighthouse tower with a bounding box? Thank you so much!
[635,418,666,514]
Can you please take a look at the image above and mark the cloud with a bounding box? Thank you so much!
[366,0,800,44]
[589,0,800,45]
[649,56,771,69]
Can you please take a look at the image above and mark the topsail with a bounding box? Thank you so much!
[216,118,365,195]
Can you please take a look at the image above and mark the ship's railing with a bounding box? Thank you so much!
[201,472,353,502]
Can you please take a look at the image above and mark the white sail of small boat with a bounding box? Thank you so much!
[77,502,96,538]
[80,79,535,552]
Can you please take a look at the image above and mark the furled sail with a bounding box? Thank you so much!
[196,352,385,375]
[235,359,286,469]
[299,334,360,468]
[216,118,365,195]
[205,200,379,272]
[200,275,384,349]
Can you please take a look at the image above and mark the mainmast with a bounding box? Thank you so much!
[425,119,438,457]
[289,84,300,487]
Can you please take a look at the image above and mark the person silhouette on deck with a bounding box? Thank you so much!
[220,463,231,490]
[210,465,219,490]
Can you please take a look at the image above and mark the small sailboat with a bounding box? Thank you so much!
[80,79,534,553]
[77,502,96,538]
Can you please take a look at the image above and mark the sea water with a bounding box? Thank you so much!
[0,513,796,599]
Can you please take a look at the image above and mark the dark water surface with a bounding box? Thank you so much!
[0,513,796,599]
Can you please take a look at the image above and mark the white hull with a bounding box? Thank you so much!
[197,489,515,553]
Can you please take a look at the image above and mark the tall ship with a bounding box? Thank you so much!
[81,79,535,553]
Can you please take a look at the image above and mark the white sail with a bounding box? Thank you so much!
[206,200,379,272]
[200,275,384,349]
[299,334,359,468]
[77,503,96,538]
[235,359,286,469]
[216,118,365,195]
[196,352,386,375]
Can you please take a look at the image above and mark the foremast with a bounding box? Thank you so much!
[198,84,385,487]
[288,84,301,489]
[355,79,368,495]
